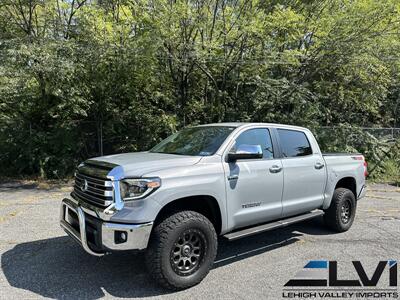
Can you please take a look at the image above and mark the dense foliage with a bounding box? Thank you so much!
[0,0,399,179]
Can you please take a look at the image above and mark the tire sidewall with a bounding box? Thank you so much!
[336,190,356,231]
[160,215,217,288]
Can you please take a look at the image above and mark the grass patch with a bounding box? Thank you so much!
[369,159,400,186]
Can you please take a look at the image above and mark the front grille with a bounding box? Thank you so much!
[72,162,115,207]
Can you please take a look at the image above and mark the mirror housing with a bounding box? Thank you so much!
[227,144,263,162]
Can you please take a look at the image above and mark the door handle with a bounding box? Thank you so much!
[315,162,325,169]
[227,174,239,181]
[269,165,282,173]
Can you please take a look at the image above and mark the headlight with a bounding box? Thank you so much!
[120,178,161,201]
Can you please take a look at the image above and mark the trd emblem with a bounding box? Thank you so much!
[81,179,88,192]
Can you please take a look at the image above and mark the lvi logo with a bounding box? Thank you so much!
[284,260,397,287]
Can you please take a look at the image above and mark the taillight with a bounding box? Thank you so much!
[352,155,368,177]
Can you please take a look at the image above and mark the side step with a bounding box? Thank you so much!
[223,210,324,241]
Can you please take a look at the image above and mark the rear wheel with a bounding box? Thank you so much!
[324,188,356,232]
[145,210,217,290]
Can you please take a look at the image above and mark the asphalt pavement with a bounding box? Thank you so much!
[0,182,399,299]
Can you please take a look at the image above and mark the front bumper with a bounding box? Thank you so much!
[60,198,153,256]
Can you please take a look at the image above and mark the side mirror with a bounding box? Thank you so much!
[227,144,263,162]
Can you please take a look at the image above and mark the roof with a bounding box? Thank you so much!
[196,122,246,127]
[195,122,309,131]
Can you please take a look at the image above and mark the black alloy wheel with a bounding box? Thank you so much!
[340,199,352,224]
[170,229,206,276]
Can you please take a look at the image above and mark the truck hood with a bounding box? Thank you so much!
[89,152,202,177]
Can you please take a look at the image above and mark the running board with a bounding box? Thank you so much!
[223,210,324,241]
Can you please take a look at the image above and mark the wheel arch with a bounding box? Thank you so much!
[335,177,357,199]
[322,175,358,210]
[154,195,223,235]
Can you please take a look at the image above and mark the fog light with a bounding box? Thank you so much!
[115,231,127,244]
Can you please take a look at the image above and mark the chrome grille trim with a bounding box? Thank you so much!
[75,173,113,187]
[73,163,116,207]
[75,178,113,197]
[72,188,113,207]
[73,184,114,198]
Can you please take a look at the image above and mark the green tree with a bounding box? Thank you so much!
[0,0,399,178]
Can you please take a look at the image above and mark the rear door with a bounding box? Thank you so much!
[277,129,326,217]
[223,127,284,230]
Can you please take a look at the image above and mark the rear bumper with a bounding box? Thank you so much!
[358,184,367,200]
[60,198,153,256]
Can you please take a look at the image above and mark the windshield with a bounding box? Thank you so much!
[150,126,235,156]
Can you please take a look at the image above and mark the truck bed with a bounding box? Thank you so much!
[323,152,362,156]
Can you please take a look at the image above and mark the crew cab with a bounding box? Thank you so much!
[60,123,367,289]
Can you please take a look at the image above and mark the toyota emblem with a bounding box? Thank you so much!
[81,179,88,192]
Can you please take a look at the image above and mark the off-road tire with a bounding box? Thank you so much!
[324,187,356,232]
[145,210,218,290]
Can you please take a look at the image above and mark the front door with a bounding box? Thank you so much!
[223,128,284,230]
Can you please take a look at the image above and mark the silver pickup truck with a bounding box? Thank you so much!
[60,123,367,289]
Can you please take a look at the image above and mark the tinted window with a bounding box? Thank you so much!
[150,126,235,156]
[278,129,312,157]
[232,128,274,159]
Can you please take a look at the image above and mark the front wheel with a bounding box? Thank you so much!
[324,188,356,232]
[145,210,218,290]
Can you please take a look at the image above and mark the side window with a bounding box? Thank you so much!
[232,128,274,159]
[277,129,312,157]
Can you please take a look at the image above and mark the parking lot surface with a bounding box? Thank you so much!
[0,182,399,299]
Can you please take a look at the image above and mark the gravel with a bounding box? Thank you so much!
[0,182,399,299]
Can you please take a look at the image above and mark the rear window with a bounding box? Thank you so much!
[278,129,312,157]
